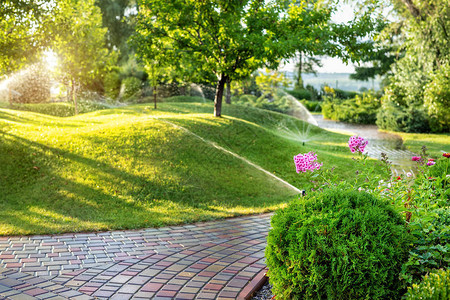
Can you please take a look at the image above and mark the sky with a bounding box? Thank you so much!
[280,2,357,74]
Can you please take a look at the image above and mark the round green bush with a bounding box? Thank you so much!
[266,188,411,299]
[405,268,450,300]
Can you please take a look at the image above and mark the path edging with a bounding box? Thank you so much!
[238,268,268,300]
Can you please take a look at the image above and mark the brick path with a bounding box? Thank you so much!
[0,214,272,299]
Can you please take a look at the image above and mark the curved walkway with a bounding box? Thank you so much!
[0,214,272,300]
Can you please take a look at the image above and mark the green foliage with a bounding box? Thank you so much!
[53,0,112,99]
[95,0,136,64]
[398,157,449,284]
[402,206,450,284]
[405,269,450,300]
[121,76,141,100]
[234,94,291,114]
[7,63,51,103]
[162,96,207,103]
[266,188,411,300]
[332,88,360,100]
[299,100,322,112]
[373,149,450,286]
[322,92,380,124]
[133,0,382,115]
[424,63,450,133]
[286,88,312,101]
[376,101,430,133]
[255,69,291,97]
[294,52,322,89]
[0,1,54,74]
[103,68,121,99]
[380,0,450,133]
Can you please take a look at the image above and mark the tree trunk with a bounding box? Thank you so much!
[225,78,231,104]
[72,80,78,115]
[153,85,157,109]
[400,0,421,20]
[214,75,227,117]
[296,52,304,89]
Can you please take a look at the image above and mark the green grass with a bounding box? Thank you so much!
[385,131,450,157]
[162,95,210,103]
[1,102,375,235]
[4,101,111,117]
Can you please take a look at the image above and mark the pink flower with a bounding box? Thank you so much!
[294,151,323,173]
[411,156,421,161]
[426,161,436,166]
[348,135,368,153]
[443,153,450,158]
[406,172,413,177]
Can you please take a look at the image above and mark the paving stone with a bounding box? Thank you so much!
[0,214,273,299]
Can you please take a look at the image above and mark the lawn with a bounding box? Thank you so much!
[389,131,450,158]
[0,101,378,235]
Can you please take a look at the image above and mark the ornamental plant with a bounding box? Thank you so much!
[266,188,411,299]
[293,151,323,173]
[404,268,450,300]
[388,147,450,284]
[348,135,368,153]
[297,135,388,194]
[268,136,450,299]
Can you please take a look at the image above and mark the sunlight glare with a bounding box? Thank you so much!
[43,50,58,71]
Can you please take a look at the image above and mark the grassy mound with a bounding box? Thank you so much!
[7,101,113,117]
[1,102,372,235]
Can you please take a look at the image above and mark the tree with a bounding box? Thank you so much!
[53,0,111,114]
[377,0,450,132]
[96,0,137,64]
[295,52,322,89]
[0,0,54,74]
[134,0,379,117]
[256,69,291,99]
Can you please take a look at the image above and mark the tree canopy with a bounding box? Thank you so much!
[53,0,111,113]
[134,0,381,116]
[377,0,450,132]
[0,0,55,74]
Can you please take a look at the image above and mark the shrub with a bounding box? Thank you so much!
[162,96,209,103]
[376,102,430,133]
[322,92,380,124]
[424,63,450,133]
[404,269,450,300]
[104,69,121,99]
[299,100,322,112]
[305,84,320,101]
[120,76,142,100]
[286,88,312,100]
[391,155,450,284]
[234,94,291,114]
[266,188,411,300]
[333,88,360,99]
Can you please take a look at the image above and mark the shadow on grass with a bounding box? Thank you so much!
[0,122,293,235]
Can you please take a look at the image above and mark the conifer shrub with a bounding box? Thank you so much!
[404,269,450,300]
[266,188,411,299]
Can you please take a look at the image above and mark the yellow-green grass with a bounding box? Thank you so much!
[1,102,374,235]
[384,131,450,157]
